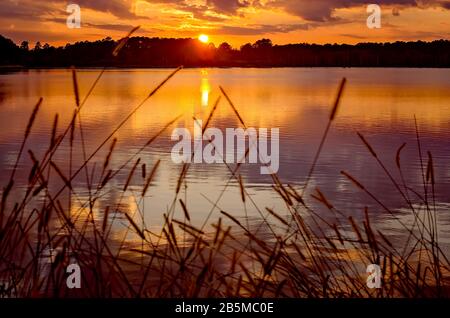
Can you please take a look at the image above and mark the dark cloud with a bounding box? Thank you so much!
[39,16,139,33]
[339,33,368,39]
[81,22,139,32]
[54,0,138,19]
[146,0,450,24]
[3,0,449,25]
[0,0,55,20]
[268,0,450,22]
[441,0,450,9]
[0,0,144,21]
[206,0,250,14]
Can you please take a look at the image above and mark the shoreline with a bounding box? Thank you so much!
[2,65,450,71]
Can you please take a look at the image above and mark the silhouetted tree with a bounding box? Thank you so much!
[34,41,41,51]
[252,39,272,49]
[0,35,22,65]
[20,41,29,51]
[0,34,449,68]
[219,42,232,52]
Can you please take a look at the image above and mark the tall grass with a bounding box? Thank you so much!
[0,30,449,298]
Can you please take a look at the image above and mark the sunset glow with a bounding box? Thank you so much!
[0,1,449,47]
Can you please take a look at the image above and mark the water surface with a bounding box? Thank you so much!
[1,68,450,245]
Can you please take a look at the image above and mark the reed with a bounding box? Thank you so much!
[0,39,448,299]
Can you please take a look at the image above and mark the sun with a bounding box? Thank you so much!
[198,34,209,43]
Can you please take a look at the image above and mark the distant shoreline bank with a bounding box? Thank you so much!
[2,34,450,69]
[2,65,450,71]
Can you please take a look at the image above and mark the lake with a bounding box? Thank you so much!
[1,67,450,248]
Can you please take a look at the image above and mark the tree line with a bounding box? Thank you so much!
[1,34,449,68]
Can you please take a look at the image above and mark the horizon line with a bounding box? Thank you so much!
[3,33,450,50]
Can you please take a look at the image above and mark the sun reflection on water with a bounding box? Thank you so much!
[200,69,210,107]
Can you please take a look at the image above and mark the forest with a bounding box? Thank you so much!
[1,34,449,68]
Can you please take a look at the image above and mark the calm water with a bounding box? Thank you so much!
[1,68,450,244]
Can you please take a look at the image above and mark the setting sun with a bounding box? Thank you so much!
[198,34,209,43]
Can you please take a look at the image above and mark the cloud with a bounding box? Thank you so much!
[392,7,401,16]
[57,0,141,19]
[214,23,310,35]
[206,0,251,14]
[144,0,223,22]
[339,33,369,39]
[82,22,140,32]
[1,0,449,44]
[146,0,257,20]
[441,0,450,9]
[3,0,449,26]
[0,0,55,20]
[268,0,450,22]
[0,0,143,21]
[144,0,450,25]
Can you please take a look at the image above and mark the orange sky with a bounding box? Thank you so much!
[0,0,449,48]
